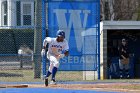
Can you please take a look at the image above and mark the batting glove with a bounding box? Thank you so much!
[41,49,46,57]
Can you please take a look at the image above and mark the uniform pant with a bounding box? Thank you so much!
[119,59,129,78]
[47,52,60,73]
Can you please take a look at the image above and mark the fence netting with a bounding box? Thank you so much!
[0,0,100,84]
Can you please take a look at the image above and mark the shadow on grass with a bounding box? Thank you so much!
[0,73,23,77]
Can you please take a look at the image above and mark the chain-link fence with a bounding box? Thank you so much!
[0,0,42,83]
[0,0,100,84]
[0,29,34,68]
[0,28,37,82]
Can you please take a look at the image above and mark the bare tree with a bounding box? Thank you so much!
[101,0,140,20]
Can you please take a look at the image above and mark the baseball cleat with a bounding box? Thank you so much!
[127,75,130,79]
[120,75,123,79]
[50,80,56,85]
[45,78,48,86]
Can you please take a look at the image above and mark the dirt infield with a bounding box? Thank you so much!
[0,84,28,88]
[1,82,140,93]
[27,83,140,93]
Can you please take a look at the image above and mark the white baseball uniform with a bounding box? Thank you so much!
[43,37,69,73]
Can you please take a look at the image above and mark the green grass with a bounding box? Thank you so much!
[1,69,140,84]
[0,69,42,82]
[0,69,83,82]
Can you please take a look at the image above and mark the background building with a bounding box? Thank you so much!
[100,0,140,79]
[0,0,34,28]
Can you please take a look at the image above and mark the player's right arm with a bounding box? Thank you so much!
[42,37,52,49]
[41,37,52,56]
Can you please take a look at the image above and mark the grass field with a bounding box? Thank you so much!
[1,69,140,83]
[0,69,83,82]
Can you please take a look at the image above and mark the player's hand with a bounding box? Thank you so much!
[56,54,65,59]
[41,49,46,57]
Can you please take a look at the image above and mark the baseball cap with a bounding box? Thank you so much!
[56,30,65,38]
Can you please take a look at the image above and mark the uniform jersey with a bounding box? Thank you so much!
[119,45,129,59]
[43,37,69,56]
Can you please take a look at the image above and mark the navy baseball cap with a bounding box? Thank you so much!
[56,30,65,38]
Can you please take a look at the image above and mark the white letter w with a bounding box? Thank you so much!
[53,9,90,52]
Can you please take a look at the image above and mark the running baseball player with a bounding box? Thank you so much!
[41,30,69,86]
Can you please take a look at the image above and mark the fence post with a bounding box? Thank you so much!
[34,0,42,78]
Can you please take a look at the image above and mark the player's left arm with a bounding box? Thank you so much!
[57,40,69,59]
[57,50,69,59]
[63,40,69,57]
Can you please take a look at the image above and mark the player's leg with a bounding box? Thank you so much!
[50,63,59,85]
[51,66,58,83]
[119,59,124,78]
[45,63,53,86]
[124,63,130,78]
[46,63,53,78]
[49,56,59,84]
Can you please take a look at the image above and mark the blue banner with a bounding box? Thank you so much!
[48,1,99,71]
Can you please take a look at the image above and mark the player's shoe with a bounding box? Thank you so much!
[126,75,130,79]
[45,78,48,86]
[50,80,56,85]
[120,75,123,79]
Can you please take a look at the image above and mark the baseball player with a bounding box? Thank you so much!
[41,30,69,86]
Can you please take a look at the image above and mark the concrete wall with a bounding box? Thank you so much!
[100,29,108,80]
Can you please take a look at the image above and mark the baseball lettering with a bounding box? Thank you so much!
[53,9,91,52]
